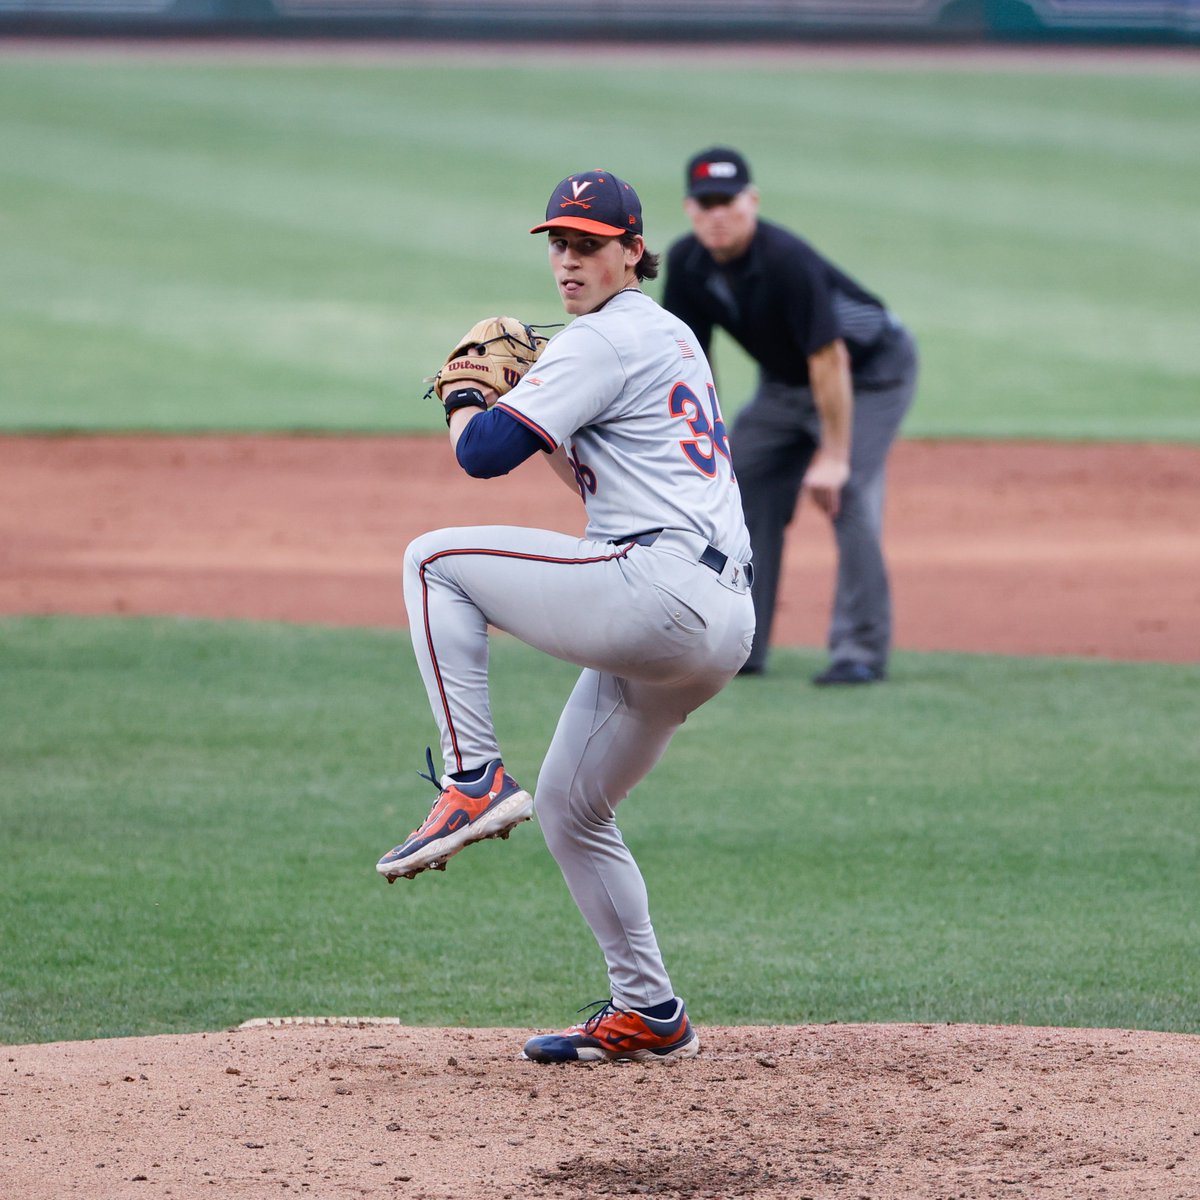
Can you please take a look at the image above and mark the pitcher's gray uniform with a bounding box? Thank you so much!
[404,287,754,1009]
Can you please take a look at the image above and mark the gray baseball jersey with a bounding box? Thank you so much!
[497,289,751,562]
[403,287,755,1010]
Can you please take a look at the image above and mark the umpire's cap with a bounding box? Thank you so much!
[685,147,752,199]
[530,169,643,238]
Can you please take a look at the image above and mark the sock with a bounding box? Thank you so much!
[449,764,489,786]
[635,998,679,1021]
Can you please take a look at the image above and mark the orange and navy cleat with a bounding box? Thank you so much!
[376,749,532,881]
[521,999,699,1064]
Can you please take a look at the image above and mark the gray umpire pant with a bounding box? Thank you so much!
[731,324,918,674]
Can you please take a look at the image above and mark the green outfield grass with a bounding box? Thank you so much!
[1,55,1197,439]
[2,616,1197,1045]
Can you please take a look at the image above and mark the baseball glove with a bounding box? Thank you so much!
[425,317,550,422]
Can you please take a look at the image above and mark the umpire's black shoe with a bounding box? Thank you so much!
[812,661,885,687]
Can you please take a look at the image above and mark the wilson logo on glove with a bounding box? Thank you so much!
[423,317,558,413]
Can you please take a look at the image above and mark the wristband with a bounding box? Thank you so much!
[442,387,488,426]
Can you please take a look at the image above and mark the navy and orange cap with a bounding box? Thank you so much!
[530,169,643,238]
[685,147,752,199]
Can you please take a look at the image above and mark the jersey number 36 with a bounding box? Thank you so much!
[669,382,734,479]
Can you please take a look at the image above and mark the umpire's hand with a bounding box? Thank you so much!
[803,449,849,519]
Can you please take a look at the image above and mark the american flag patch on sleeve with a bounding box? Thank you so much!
[676,339,695,360]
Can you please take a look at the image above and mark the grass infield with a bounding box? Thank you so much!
[2,616,1197,1045]
[0,56,1197,440]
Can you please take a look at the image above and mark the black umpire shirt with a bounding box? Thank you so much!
[662,219,896,389]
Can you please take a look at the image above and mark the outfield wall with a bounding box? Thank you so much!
[3,0,1198,43]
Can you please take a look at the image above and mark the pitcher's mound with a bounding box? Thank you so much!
[4,1021,1198,1198]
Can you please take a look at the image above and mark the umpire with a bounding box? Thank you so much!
[662,147,918,684]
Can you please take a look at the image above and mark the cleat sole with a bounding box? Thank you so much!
[380,862,435,883]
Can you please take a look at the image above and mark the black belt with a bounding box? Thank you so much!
[610,529,753,587]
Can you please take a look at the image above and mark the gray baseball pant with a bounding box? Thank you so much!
[404,525,755,1009]
[731,328,917,674]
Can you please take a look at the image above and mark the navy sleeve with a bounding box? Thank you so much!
[455,406,546,478]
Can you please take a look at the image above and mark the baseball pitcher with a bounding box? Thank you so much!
[377,169,755,1064]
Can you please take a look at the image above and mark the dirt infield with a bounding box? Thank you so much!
[2,434,1197,662]
[2,433,1199,1199]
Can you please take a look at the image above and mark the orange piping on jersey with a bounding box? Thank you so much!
[494,403,556,451]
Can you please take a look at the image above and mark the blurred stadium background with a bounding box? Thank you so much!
[2,0,1197,42]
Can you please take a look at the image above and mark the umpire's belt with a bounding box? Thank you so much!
[610,528,753,591]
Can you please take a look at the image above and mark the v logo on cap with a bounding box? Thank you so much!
[530,169,644,238]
